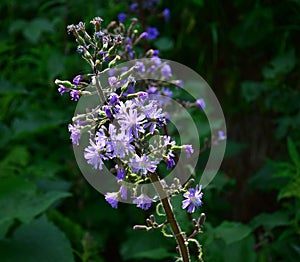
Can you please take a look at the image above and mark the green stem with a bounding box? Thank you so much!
[149,173,190,262]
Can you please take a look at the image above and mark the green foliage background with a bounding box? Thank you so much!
[0,0,300,261]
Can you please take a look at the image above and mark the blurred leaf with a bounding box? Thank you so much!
[278,175,300,200]
[250,211,290,230]
[224,140,248,158]
[287,137,300,170]
[0,78,27,94]
[0,176,71,228]
[120,229,174,261]
[0,216,74,262]
[214,221,252,245]
[47,51,66,79]
[154,37,174,51]
[263,49,296,79]
[192,0,204,6]
[23,18,55,44]
[222,235,256,262]
[241,81,267,102]
[230,6,273,47]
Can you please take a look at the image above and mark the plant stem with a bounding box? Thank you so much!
[94,74,106,103]
[149,173,190,262]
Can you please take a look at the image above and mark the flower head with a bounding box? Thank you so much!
[118,13,127,23]
[182,185,203,213]
[73,75,83,86]
[70,90,80,101]
[133,193,153,210]
[163,8,170,22]
[196,98,205,110]
[68,124,81,145]
[183,145,193,158]
[105,192,119,208]
[146,27,159,40]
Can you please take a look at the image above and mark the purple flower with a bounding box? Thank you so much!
[218,130,226,141]
[166,156,175,170]
[108,76,118,86]
[182,185,203,213]
[129,154,158,175]
[108,93,120,106]
[117,168,125,180]
[84,130,108,169]
[70,90,80,101]
[73,75,83,86]
[103,105,112,118]
[183,145,193,157]
[196,98,205,110]
[68,124,80,145]
[140,32,148,39]
[105,192,119,208]
[161,64,172,79]
[130,2,138,12]
[118,13,127,23]
[133,194,153,210]
[117,107,146,138]
[146,27,159,40]
[77,46,84,54]
[147,86,158,94]
[120,185,127,200]
[153,49,159,56]
[163,8,170,22]
[108,124,135,157]
[58,85,70,95]
[135,61,146,73]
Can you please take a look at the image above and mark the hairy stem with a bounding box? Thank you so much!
[149,173,190,262]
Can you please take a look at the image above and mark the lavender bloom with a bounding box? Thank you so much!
[70,90,80,101]
[182,185,203,213]
[103,105,112,118]
[108,76,117,86]
[129,154,158,175]
[163,8,170,22]
[120,185,127,200]
[108,124,135,157]
[77,46,84,54]
[118,13,127,23]
[196,98,205,110]
[139,32,148,39]
[84,130,108,169]
[135,61,146,73]
[108,93,120,106]
[68,124,80,145]
[183,145,193,157]
[117,168,125,180]
[73,75,83,86]
[161,64,172,79]
[218,130,227,141]
[166,156,175,170]
[58,85,70,95]
[153,49,159,56]
[146,27,159,40]
[130,2,138,12]
[117,107,146,138]
[105,192,119,208]
[133,193,153,210]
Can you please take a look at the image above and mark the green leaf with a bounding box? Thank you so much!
[23,18,54,44]
[250,211,290,230]
[241,81,267,102]
[192,0,204,6]
[0,176,71,230]
[262,49,296,79]
[154,37,174,51]
[214,221,252,245]
[278,176,300,200]
[0,216,74,262]
[287,137,300,170]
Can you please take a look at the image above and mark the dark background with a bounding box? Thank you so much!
[0,0,300,261]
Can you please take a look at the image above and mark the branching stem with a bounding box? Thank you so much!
[149,173,190,262]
